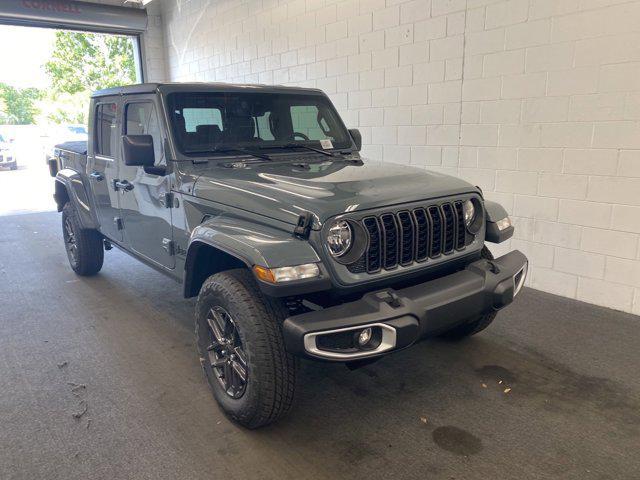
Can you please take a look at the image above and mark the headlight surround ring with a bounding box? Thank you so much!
[464,198,484,234]
[325,219,368,265]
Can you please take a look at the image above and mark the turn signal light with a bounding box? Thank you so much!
[253,263,320,283]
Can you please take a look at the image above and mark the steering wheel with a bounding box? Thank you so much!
[292,132,310,141]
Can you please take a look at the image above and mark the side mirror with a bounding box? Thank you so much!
[349,128,362,151]
[123,134,155,168]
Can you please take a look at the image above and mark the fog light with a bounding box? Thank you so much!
[357,327,373,347]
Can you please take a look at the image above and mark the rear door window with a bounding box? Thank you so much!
[95,103,117,157]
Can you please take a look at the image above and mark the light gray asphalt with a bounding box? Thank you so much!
[1,211,639,480]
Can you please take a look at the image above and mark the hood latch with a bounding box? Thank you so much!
[293,212,314,239]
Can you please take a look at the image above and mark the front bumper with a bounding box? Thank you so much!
[283,250,528,361]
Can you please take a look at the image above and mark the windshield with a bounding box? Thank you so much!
[166,92,352,156]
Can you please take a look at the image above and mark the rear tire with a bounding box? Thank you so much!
[9,163,17,170]
[195,269,297,429]
[61,202,104,276]
[440,246,497,339]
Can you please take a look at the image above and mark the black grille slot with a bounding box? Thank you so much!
[427,206,443,257]
[454,201,466,250]
[397,211,415,266]
[362,217,381,273]
[380,213,399,269]
[413,208,430,262]
[441,203,456,253]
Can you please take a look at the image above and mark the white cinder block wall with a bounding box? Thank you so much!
[158,0,640,314]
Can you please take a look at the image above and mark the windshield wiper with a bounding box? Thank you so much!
[186,147,272,161]
[259,143,336,157]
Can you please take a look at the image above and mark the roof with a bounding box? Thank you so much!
[92,82,323,98]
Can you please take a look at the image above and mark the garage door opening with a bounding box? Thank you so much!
[0,23,143,216]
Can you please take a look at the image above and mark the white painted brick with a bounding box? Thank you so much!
[430,35,464,61]
[348,14,373,36]
[447,12,466,36]
[624,93,640,121]
[398,84,429,105]
[540,123,593,148]
[383,145,411,165]
[361,144,383,160]
[514,195,559,221]
[359,107,385,126]
[349,90,372,109]
[462,77,501,101]
[465,29,505,56]
[386,24,414,48]
[555,247,605,279]
[415,62,446,84]
[445,58,463,81]
[459,147,478,167]
[411,146,444,166]
[348,53,372,73]
[574,33,640,67]
[372,48,399,70]
[465,6,485,32]
[372,87,399,106]
[581,227,638,259]
[485,0,529,29]
[529,0,579,20]
[281,50,298,68]
[517,148,563,172]
[558,200,613,229]
[505,19,550,50]
[547,67,598,96]
[360,30,385,53]
[326,57,348,76]
[463,54,484,79]
[612,205,640,234]
[525,43,574,73]
[427,125,460,145]
[432,0,466,17]
[635,289,640,316]
[443,103,461,124]
[513,216,535,240]
[461,102,481,124]
[460,124,499,146]
[336,73,359,92]
[326,20,348,41]
[398,126,427,145]
[400,0,431,24]
[412,104,444,125]
[599,62,640,93]
[359,0,386,15]
[407,21,442,46]
[593,122,640,149]
[522,97,568,123]
[605,257,640,288]
[360,70,385,90]
[442,146,459,166]
[501,72,547,99]
[458,167,496,190]
[534,220,582,249]
[539,173,588,200]
[373,7,400,30]
[483,49,525,77]
[618,150,640,177]
[477,147,517,169]
[370,126,398,144]
[588,176,640,206]
[385,65,413,87]
[316,4,337,25]
[495,170,538,194]
[577,278,635,312]
[563,149,618,176]
[480,99,521,124]
[531,267,578,298]
[384,106,413,125]
[569,93,626,122]
[399,43,429,66]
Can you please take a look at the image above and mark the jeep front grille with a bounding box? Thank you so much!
[348,201,471,274]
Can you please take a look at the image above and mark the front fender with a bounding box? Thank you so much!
[484,200,514,243]
[55,169,98,230]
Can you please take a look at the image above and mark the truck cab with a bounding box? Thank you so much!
[53,83,527,429]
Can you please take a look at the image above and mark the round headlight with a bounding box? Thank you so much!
[463,199,475,226]
[327,220,352,258]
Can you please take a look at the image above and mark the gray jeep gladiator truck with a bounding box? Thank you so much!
[51,83,527,428]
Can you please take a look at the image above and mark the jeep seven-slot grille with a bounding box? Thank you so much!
[348,201,469,274]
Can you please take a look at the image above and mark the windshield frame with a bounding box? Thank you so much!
[164,89,355,158]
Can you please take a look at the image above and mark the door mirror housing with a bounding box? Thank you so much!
[123,134,155,167]
[349,128,362,151]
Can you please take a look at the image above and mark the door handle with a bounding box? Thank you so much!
[89,171,104,181]
[113,179,134,192]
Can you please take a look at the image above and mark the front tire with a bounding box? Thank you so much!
[440,246,497,339]
[61,202,104,276]
[195,269,297,429]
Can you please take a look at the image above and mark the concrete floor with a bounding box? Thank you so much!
[1,211,639,480]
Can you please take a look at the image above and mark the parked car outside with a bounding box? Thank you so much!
[0,133,17,170]
[43,124,88,164]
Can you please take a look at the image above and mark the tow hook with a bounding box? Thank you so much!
[487,260,500,274]
[375,290,402,308]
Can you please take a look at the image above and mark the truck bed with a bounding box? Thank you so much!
[55,141,88,155]
[50,141,88,177]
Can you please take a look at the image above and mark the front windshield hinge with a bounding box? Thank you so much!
[293,212,314,240]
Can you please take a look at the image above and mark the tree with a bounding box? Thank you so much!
[45,31,137,95]
[0,83,42,124]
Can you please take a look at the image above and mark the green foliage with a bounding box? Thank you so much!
[45,31,137,95]
[0,83,42,125]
